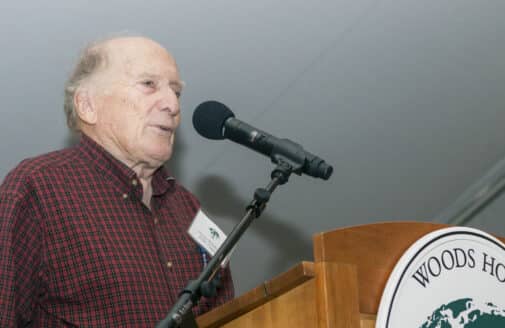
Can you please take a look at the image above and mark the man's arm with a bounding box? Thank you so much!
[217,264,235,303]
[192,263,234,316]
[0,188,42,327]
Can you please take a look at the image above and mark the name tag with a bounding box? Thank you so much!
[188,209,233,267]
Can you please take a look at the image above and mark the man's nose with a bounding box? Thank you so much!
[159,86,180,116]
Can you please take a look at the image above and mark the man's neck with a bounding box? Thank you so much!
[81,130,158,209]
[132,164,155,209]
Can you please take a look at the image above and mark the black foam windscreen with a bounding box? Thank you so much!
[192,101,235,140]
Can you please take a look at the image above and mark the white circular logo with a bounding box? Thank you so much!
[376,227,505,327]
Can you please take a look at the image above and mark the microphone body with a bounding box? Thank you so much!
[193,101,333,180]
[223,118,332,180]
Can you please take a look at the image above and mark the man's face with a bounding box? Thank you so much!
[91,38,183,169]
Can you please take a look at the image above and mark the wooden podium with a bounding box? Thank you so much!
[195,222,505,327]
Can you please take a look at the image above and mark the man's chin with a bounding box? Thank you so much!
[138,139,173,166]
[146,149,172,166]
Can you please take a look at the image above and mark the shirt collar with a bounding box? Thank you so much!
[77,133,175,197]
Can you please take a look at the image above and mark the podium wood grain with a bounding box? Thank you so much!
[197,262,315,328]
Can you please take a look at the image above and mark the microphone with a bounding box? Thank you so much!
[192,101,333,180]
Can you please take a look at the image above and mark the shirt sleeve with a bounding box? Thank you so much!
[0,187,42,327]
[217,263,235,304]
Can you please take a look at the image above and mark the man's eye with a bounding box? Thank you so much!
[175,91,182,98]
[141,80,156,88]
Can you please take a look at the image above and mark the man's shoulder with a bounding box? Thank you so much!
[12,147,81,176]
[173,182,200,204]
[1,147,82,194]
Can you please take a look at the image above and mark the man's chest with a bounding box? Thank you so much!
[37,182,203,316]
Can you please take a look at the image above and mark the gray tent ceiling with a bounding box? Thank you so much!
[1,0,505,294]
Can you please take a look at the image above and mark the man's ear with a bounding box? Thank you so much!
[74,88,98,125]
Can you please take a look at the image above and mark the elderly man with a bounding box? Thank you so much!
[0,36,234,326]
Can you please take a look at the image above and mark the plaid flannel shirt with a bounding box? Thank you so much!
[0,134,234,327]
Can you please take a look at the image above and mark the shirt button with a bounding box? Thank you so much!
[122,193,128,199]
[132,179,138,186]
[166,261,173,269]
[154,218,159,224]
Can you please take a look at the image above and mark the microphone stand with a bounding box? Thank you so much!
[155,159,296,328]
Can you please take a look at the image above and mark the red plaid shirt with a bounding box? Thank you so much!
[0,134,234,327]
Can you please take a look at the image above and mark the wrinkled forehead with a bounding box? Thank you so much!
[103,38,180,81]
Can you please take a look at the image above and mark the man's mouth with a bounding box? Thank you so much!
[153,124,172,132]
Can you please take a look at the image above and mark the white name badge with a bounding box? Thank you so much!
[188,209,233,267]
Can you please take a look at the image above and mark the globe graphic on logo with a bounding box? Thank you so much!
[420,298,505,327]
